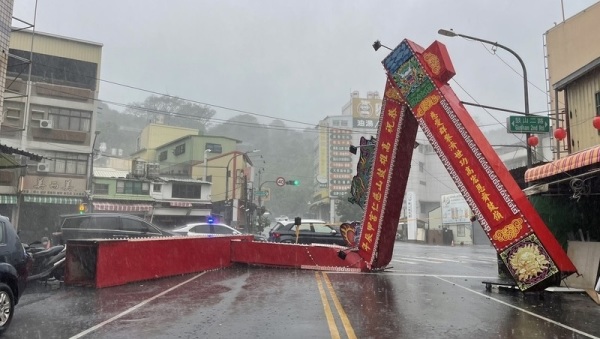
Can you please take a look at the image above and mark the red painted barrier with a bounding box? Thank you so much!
[231,241,368,272]
[65,235,252,288]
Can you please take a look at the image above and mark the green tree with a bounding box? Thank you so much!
[336,192,364,222]
[96,103,147,155]
[208,116,314,218]
[124,95,215,132]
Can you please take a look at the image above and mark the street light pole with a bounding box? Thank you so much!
[437,29,532,169]
[226,150,256,201]
[203,149,211,181]
[224,149,260,226]
[88,130,101,212]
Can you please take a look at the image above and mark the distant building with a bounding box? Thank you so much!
[133,123,257,228]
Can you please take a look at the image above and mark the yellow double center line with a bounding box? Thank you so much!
[315,272,357,339]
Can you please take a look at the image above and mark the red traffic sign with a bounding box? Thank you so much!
[276,177,286,186]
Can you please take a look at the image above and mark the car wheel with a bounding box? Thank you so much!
[0,283,15,333]
[53,266,65,281]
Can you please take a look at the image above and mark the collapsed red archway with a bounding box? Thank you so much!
[353,39,576,291]
[72,39,577,291]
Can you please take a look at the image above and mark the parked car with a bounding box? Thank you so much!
[0,215,32,334]
[263,221,278,239]
[268,219,346,246]
[52,213,175,244]
[171,222,266,241]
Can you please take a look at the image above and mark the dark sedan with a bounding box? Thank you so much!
[53,213,175,244]
[268,219,346,246]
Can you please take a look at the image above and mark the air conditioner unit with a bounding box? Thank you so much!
[39,119,53,129]
[37,163,50,172]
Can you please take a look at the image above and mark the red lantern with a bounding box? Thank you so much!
[554,127,566,141]
[593,116,600,130]
[528,135,539,147]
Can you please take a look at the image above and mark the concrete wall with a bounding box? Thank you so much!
[564,241,600,289]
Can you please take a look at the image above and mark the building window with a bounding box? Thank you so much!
[94,184,109,195]
[205,143,222,153]
[173,144,186,156]
[206,175,212,182]
[340,120,348,126]
[172,183,201,199]
[8,49,98,91]
[153,184,162,192]
[419,162,424,173]
[39,151,88,175]
[158,151,168,161]
[333,120,340,126]
[48,107,91,132]
[457,225,465,237]
[116,180,150,194]
[5,108,20,121]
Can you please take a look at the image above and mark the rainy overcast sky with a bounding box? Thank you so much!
[11,0,600,134]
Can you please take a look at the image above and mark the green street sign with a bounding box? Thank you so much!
[507,116,550,133]
[255,190,269,197]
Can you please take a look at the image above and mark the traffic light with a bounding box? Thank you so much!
[78,203,87,214]
[285,180,300,186]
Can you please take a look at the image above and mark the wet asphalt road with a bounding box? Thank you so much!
[6,242,600,339]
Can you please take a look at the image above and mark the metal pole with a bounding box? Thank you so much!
[203,149,211,181]
[438,29,532,168]
[88,131,100,212]
[225,154,237,202]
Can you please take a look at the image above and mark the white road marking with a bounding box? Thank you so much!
[413,256,460,262]
[383,273,498,279]
[391,259,418,265]
[396,257,444,264]
[434,276,600,339]
[70,272,207,339]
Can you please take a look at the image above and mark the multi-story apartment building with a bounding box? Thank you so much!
[131,123,199,163]
[133,123,256,229]
[1,28,102,242]
[0,1,12,119]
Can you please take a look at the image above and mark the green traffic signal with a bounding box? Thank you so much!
[286,180,300,186]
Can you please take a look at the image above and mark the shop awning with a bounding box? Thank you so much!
[0,153,22,169]
[152,208,210,216]
[0,195,17,204]
[525,145,600,182]
[92,202,153,212]
[0,143,44,162]
[24,195,82,204]
[169,201,193,207]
